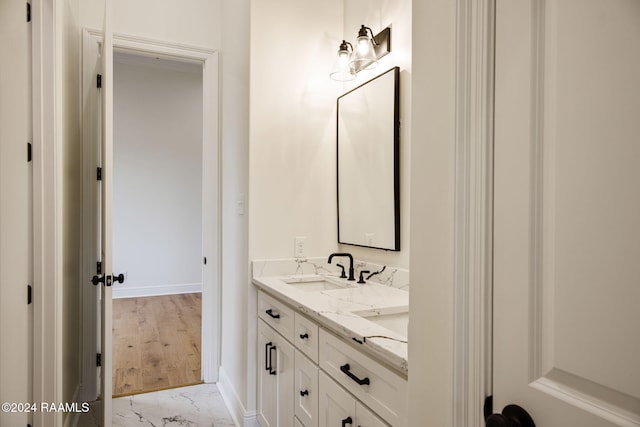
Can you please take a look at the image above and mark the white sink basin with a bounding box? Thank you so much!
[282,276,356,292]
[354,309,409,338]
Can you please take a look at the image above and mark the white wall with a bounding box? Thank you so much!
[112,57,203,298]
[339,0,412,269]
[218,0,252,423]
[249,0,411,268]
[79,0,222,49]
[249,0,344,261]
[408,0,456,426]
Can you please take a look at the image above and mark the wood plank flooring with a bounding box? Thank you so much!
[112,293,202,397]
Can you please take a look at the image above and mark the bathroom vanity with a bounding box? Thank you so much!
[253,258,409,427]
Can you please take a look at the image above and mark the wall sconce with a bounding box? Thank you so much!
[330,25,391,81]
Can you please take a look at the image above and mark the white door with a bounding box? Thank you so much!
[98,1,114,425]
[493,1,640,426]
[0,1,32,426]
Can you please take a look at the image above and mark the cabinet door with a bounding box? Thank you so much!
[258,320,294,427]
[258,319,295,427]
[274,330,295,427]
[295,350,319,427]
[319,371,356,427]
[258,320,278,427]
[356,402,389,427]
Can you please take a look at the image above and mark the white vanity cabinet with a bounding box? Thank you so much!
[257,289,406,427]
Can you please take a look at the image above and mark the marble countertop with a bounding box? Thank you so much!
[253,272,409,375]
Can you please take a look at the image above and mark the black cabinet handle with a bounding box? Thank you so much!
[340,363,370,385]
[268,344,277,375]
[299,333,309,339]
[341,416,353,427]
[265,309,280,319]
[265,342,273,372]
[299,389,309,397]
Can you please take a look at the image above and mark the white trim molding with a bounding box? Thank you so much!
[217,367,259,427]
[112,283,202,299]
[32,0,63,425]
[452,0,495,426]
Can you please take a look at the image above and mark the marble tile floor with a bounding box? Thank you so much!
[77,383,236,427]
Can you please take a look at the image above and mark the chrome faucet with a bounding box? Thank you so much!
[328,253,355,281]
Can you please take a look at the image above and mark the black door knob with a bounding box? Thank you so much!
[91,275,104,286]
[486,404,535,427]
[113,273,125,284]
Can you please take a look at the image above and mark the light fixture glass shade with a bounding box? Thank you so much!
[349,25,378,71]
[330,40,356,81]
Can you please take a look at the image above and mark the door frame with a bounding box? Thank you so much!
[451,1,495,426]
[80,29,221,401]
[31,0,62,425]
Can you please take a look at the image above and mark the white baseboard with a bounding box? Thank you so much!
[112,282,202,299]
[218,367,259,427]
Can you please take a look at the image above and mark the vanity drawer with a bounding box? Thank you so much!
[295,312,319,363]
[318,329,407,426]
[258,290,295,342]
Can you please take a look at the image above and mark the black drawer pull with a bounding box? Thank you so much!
[299,389,309,397]
[340,363,370,385]
[265,308,280,319]
[299,333,309,339]
[342,416,353,426]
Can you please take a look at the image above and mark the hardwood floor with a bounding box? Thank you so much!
[112,293,202,397]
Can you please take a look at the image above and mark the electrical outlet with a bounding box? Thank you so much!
[294,236,307,257]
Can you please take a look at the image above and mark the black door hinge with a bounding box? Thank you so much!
[27,3,31,22]
[27,142,32,162]
[97,261,102,275]
[97,167,102,181]
[203,257,207,265]
[97,74,102,88]
[27,285,32,305]
[96,353,102,367]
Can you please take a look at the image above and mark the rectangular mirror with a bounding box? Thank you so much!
[337,66,400,251]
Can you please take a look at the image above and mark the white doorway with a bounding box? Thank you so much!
[81,30,220,404]
[112,51,204,301]
[111,50,203,396]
